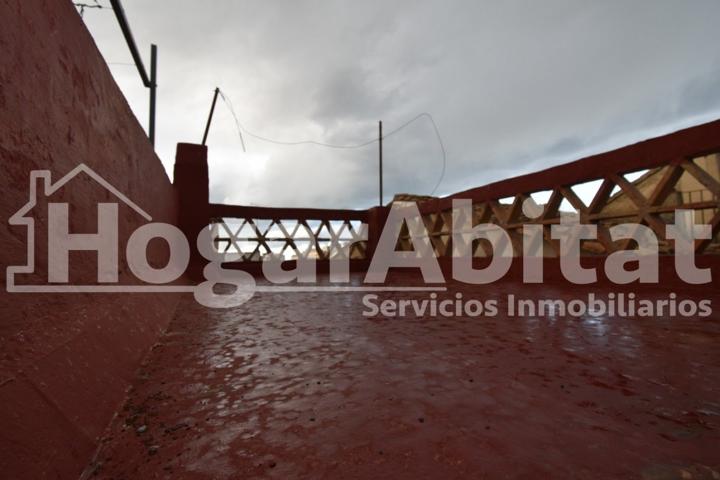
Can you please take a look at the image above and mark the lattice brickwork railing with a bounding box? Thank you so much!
[408,152,720,257]
[207,204,368,262]
[201,120,720,262]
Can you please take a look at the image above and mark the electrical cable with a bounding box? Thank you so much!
[217,88,446,195]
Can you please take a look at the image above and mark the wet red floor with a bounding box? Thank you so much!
[85,275,720,479]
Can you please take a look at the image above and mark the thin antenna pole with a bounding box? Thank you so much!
[202,87,220,145]
[109,0,151,87]
[379,120,383,206]
[109,0,158,146]
[148,44,157,146]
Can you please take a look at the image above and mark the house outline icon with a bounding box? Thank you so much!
[6,163,153,292]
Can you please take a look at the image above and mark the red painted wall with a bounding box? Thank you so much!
[0,1,181,478]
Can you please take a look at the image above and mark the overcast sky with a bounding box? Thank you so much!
[81,0,720,209]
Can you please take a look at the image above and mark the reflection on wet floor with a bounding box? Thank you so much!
[86,275,720,479]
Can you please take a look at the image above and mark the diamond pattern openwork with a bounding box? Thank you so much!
[204,124,720,264]
[407,153,720,257]
[208,210,368,262]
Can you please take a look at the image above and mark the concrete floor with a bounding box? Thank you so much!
[86,275,720,479]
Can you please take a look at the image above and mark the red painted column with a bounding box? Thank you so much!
[366,205,390,262]
[174,143,209,280]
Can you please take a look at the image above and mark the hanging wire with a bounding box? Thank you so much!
[425,113,446,196]
[73,1,108,17]
[218,90,246,152]
[217,88,447,195]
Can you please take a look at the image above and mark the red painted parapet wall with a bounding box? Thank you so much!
[0,1,180,478]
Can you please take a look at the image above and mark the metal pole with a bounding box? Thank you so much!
[109,0,151,87]
[149,44,157,146]
[379,121,383,206]
[202,88,220,145]
[109,0,158,146]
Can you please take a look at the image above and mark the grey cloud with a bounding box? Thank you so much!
[82,0,720,209]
